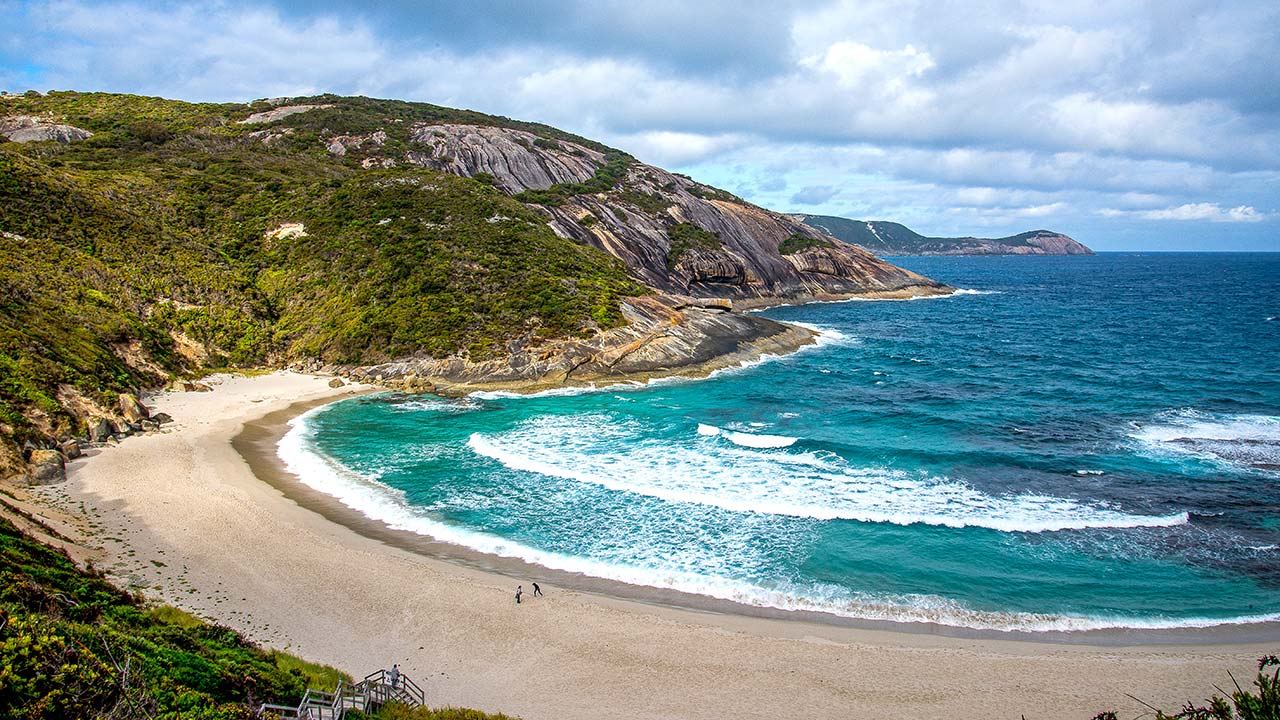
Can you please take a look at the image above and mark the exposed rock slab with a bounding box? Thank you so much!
[346,294,817,393]
[237,104,333,125]
[0,115,92,143]
[405,123,606,194]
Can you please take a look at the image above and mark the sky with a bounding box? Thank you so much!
[2,0,1278,251]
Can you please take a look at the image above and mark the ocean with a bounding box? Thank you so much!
[280,253,1280,632]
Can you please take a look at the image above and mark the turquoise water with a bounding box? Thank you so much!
[282,253,1280,631]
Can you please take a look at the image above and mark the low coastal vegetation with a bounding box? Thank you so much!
[665,222,724,268]
[777,233,830,255]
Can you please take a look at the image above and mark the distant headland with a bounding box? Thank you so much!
[796,214,1094,256]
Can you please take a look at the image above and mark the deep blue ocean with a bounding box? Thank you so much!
[282,253,1280,631]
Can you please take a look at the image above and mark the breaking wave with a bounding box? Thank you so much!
[466,414,1186,533]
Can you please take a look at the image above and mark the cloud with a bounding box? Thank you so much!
[1100,203,1268,223]
[790,185,840,205]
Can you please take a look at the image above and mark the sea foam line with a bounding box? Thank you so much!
[465,414,1189,533]
[278,410,1269,633]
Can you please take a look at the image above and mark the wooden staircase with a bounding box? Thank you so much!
[260,668,426,719]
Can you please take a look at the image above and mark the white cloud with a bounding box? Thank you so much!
[1101,203,1269,223]
[790,185,840,205]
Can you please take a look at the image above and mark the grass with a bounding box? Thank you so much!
[267,649,352,692]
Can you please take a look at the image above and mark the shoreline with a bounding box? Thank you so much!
[27,371,1280,719]
[245,391,1280,645]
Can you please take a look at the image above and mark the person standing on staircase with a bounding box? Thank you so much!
[389,664,401,690]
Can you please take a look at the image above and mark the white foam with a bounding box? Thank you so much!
[946,288,1001,296]
[278,409,1268,633]
[467,414,1188,533]
[389,398,480,413]
[1075,469,1105,476]
[746,288,1000,311]
[697,423,798,448]
[1130,409,1280,472]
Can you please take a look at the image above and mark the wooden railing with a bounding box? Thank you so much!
[259,667,424,719]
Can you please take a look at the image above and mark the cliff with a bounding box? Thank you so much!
[0,91,948,480]
[798,215,1094,256]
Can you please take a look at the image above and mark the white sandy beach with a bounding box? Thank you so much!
[27,371,1275,719]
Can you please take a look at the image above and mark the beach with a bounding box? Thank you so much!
[28,370,1275,720]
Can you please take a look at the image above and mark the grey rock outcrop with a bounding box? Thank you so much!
[238,104,333,125]
[89,418,114,443]
[28,449,65,484]
[0,115,93,143]
[406,124,603,195]
[119,393,149,423]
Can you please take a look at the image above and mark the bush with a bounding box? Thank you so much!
[778,233,829,255]
[665,222,723,268]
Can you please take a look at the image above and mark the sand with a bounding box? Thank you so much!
[27,370,1276,719]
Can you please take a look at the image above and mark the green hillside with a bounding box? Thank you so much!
[800,215,1092,256]
[0,91,645,472]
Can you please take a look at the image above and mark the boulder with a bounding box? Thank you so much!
[28,449,65,484]
[151,412,174,425]
[141,419,160,432]
[328,378,345,388]
[119,393,150,422]
[89,417,114,443]
[59,440,81,460]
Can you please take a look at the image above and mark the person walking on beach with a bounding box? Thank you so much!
[532,582,543,597]
[388,664,400,690]
[515,585,523,604]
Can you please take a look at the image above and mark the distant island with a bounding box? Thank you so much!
[795,215,1094,256]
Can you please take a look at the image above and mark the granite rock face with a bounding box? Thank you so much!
[394,124,946,306]
[406,123,604,195]
[237,104,333,125]
[0,115,93,143]
[27,449,65,484]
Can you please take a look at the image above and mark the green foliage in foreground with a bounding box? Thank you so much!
[1092,654,1279,720]
[777,233,830,255]
[665,222,724,268]
[0,515,350,719]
